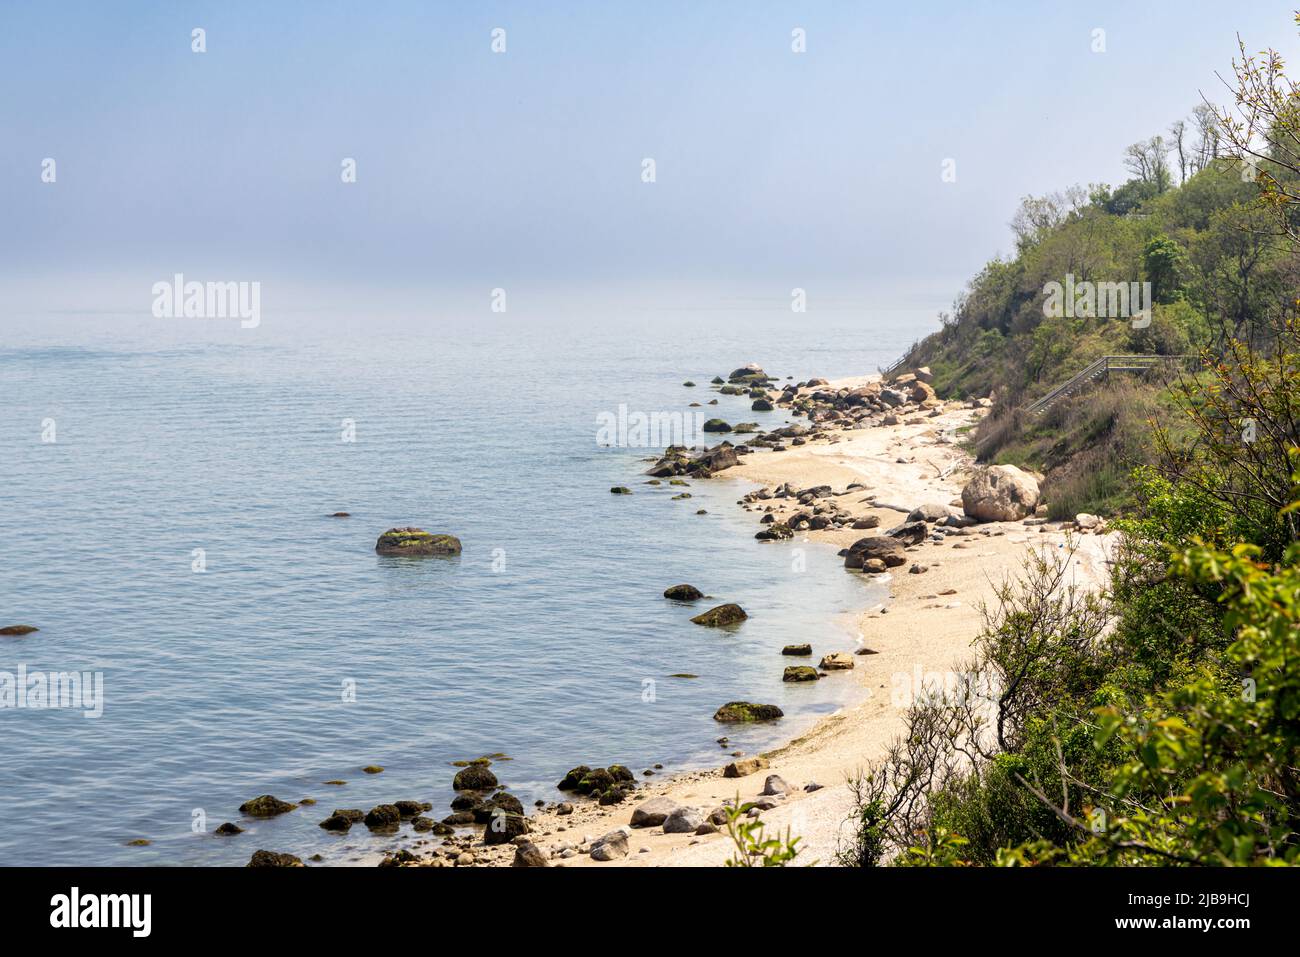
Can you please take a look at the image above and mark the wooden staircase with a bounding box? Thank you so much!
[1025,355,1194,416]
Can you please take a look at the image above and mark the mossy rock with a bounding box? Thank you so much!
[375,527,462,557]
[323,780,346,786]
[364,804,401,829]
[755,523,793,541]
[711,376,726,384]
[690,603,748,627]
[214,822,244,836]
[247,850,303,868]
[0,624,38,636]
[395,800,433,817]
[702,419,732,433]
[239,795,297,817]
[663,583,704,601]
[598,788,628,805]
[362,765,384,774]
[451,756,493,768]
[318,814,353,832]
[332,808,364,824]
[577,767,615,795]
[452,764,498,790]
[492,792,526,815]
[482,811,530,846]
[125,839,150,847]
[718,385,744,395]
[713,701,784,722]
[782,644,812,656]
[668,478,689,486]
[470,792,525,823]
[672,492,692,500]
[610,486,632,495]
[732,422,759,434]
[751,398,774,412]
[607,765,635,785]
[557,765,591,791]
[783,666,820,682]
[668,673,699,678]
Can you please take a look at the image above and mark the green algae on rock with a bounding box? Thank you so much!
[690,603,748,627]
[713,701,784,722]
[238,795,297,817]
[663,583,704,601]
[374,527,462,556]
[452,764,498,790]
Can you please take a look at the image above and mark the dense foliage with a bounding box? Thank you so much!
[893,47,1300,517]
[838,17,1300,867]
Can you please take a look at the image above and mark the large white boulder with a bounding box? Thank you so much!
[961,465,1041,522]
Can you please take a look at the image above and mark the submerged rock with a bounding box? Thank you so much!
[238,795,297,818]
[783,666,820,682]
[713,702,783,723]
[452,765,498,790]
[213,822,244,836]
[690,603,748,627]
[375,527,462,556]
[0,625,39,636]
[663,583,704,602]
[247,850,304,868]
[364,804,401,829]
[610,486,632,495]
[394,800,432,818]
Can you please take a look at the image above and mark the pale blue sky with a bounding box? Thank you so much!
[2,1,1296,311]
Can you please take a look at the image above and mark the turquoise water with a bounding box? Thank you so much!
[0,304,934,865]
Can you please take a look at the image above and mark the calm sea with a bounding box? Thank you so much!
[0,295,938,865]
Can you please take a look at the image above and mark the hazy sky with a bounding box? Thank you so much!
[2,1,1297,312]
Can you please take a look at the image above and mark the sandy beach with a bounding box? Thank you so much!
[508,374,1115,867]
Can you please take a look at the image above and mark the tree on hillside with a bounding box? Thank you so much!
[1213,23,1300,241]
[1170,119,1189,185]
[1124,135,1173,194]
[1191,102,1220,173]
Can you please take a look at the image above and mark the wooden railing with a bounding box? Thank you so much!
[1024,355,1196,416]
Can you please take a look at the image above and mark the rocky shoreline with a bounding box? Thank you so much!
[215,363,1114,868]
